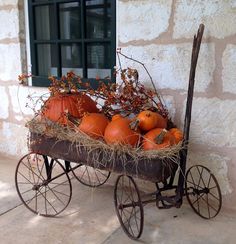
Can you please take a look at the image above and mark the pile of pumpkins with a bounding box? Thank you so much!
[42,92,183,150]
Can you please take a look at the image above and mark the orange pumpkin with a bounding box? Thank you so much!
[169,128,183,144]
[112,114,123,121]
[104,117,140,147]
[42,93,98,125]
[135,110,167,131]
[78,113,109,139]
[142,128,175,150]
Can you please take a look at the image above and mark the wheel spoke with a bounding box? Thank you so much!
[45,186,47,215]
[207,194,210,218]
[52,189,70,198]
[208,191,220,201]
[187,180,204,190]
[18,182,32,185]
[46,184,66,206]
[207,174,212,188]
[22,161,44,182]
[18,171,34,185]
[189,171,197,189]
[38,188,58,214]
[85,167,92,185]
[94,170,101,185]
[26,157,36,184]
[36,157,46,184]
[35,191,38,212]
[200,195,218,212]
[197,166,207,188]
[21,188,34,195]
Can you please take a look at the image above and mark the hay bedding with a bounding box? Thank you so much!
[27,118,183,181]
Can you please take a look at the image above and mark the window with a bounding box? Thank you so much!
[28,0,116,87]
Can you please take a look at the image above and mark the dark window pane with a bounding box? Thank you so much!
[86,0,111,38]
[59,2,81,40]
[86,0,104,6]
[61,44,83,76]
[87,44,111,78]
[37,44,58,76]
[35,5,56,40]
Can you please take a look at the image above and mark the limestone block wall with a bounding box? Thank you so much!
[117,0,236,209]
[0,0,47,156]
[0,0,235,210]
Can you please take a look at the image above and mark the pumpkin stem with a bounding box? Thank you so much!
[129,119,140,131]
[155,129,167,144]
[65,112,80,126]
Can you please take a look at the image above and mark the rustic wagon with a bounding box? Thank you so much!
[15,24,222,240]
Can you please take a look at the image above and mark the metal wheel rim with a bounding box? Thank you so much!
[71,163,110,187]
[185,165,222,219]
[15,152,72,217]
[114,175,144,240]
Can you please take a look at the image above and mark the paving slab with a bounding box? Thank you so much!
[0,154,236,244]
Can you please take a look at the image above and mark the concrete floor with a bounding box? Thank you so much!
[0,154,236,244]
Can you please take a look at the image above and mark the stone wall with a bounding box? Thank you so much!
[0,0,46,156]
[117,0,236,209]
[0,0,235,210]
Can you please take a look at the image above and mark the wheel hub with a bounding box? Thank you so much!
[192,187,210,195]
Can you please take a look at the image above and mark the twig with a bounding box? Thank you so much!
[117,49,166,116]
[117,50,166,114]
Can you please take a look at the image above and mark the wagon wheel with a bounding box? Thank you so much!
[15,152,72,217]
[71,163,110,187]
[185,165,222,219]
[114,175,144,240]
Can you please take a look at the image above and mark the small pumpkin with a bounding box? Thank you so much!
[104,117,140,147]
[131,110,167,131]
[169,128,183,144]
[142,128,175,150]
[42,92,98,125]
[78,113,109,139]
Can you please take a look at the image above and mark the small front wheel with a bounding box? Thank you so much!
[185,165,222,219]
[15,153,72,217]
[114,175,144,240]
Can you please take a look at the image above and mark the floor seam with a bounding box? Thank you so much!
[100,225,122,244]
[0,202,23,216]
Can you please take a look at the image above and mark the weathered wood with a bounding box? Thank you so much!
[30,133,178,183]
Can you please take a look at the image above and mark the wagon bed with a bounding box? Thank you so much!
[30,132,179,183]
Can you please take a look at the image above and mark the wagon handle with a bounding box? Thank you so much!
[183,23,204,145]
[175,24,205,204]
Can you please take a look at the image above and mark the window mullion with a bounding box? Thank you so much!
[29,1,38,75]
[54,1,62,77]
[81,0,87,78]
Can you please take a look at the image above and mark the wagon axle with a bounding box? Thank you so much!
[188,187,210,195]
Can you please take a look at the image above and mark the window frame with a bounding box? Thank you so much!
[28,0,116,87]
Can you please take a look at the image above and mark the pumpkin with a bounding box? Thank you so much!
[131,110,167,131]
[104,117,140,147]
[78,113,109,139]
[111,114,123,121]
[42,92,98,125]
[142,128,175,150]
[169,128,183,144]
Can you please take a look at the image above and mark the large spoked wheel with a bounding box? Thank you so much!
[185,165,222,219]
[114,175,144,240]
[15,152,72,217]
[71,163,110,187]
